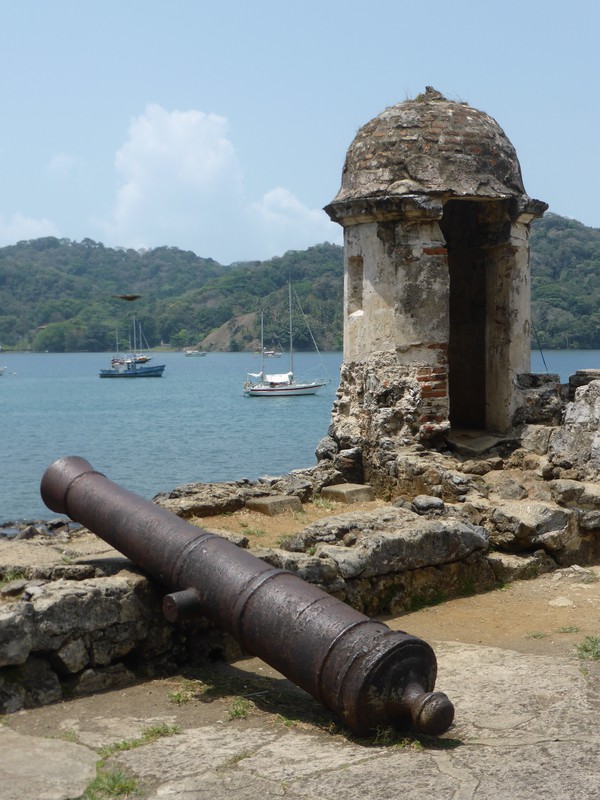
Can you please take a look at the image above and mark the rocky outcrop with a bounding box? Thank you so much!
[153,461,346,517]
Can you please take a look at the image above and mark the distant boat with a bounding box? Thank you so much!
[184,349,207,357]
[263,349,282,358]
[244,283,328,397]
[100,360,165,378]
[100,317,165,378]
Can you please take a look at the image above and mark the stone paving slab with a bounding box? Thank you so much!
[0,727,97,800]
[1,639,599,800]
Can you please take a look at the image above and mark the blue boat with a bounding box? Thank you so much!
[99,317,166,378]
[99,360,165,378]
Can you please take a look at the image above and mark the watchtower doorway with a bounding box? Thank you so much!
[440,198,514,433]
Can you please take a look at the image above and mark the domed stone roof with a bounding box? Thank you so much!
[328,87,527,208]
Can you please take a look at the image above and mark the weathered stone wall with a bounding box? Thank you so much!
[548,380,600,479]
[330,352,452,496]
[0,542,244,713]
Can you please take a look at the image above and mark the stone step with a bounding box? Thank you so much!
[244,495,303,516]
[320,483,375,504]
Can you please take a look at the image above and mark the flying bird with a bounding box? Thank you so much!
[112,294,142,302]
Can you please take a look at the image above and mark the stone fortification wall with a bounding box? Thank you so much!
[331,351,451,495]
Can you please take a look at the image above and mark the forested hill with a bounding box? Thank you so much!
[0,212,599,352]
[0,239,344,352]
[530,213,600,349]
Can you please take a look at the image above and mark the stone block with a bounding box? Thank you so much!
[245,495,303,516]
[321,483,375,504]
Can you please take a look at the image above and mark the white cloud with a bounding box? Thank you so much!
[100,104,340,263]
[100,104,245,254]
[251,187,341,257]
[0,212,60,244]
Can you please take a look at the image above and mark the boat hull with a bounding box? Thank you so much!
[100,364,165,378]
[244,381,326,397]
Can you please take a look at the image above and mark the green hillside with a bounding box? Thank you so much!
[0,212,599,352]
[530,213,600,349]
[0,239,343,352]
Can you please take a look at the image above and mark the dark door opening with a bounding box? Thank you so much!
[441,201,487,430]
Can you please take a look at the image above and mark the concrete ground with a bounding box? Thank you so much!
[2,566,599,800]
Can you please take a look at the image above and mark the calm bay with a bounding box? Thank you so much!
[1,348,598,522]
[1,351,342,522]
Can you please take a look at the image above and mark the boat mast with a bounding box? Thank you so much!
[260,311,265,378]
[288,280,294,378]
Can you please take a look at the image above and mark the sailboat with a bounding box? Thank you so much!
[243,283,328,397]
[99,317,166,378]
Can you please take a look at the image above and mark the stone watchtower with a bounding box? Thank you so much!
[324,88,547,489]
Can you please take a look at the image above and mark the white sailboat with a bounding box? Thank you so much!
[244,283,328,397]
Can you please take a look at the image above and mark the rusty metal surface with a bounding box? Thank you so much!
[40,456,454,736]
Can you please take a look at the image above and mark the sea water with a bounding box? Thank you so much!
[1,348,597,522]
[0,351,342,522]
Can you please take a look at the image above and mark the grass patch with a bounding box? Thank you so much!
[174,666,335,731]
[275,713,296,728]
[228,697,254,720]
[310,496,337,512]
[244,527,266,538]
[168,680,200,705]
[361,727,462,750]
[217,750,253,771]
[0,569,27,589]
[526,631,549,640]
[372,726,422,749]
[80,768,138,799]
[557,625,580,634]
[99,724,180,758]
[575,636,600,660]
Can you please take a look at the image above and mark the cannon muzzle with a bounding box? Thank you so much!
[41,456,454,736]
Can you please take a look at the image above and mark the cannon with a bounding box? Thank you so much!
[40,456,454,736]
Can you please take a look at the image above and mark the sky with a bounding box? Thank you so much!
[0,0,598,265]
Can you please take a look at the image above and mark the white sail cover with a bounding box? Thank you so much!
[264,372,293,384]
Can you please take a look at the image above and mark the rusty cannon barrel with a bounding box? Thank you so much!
[40,456,454,737]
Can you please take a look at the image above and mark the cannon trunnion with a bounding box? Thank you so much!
[41,456,454,736]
